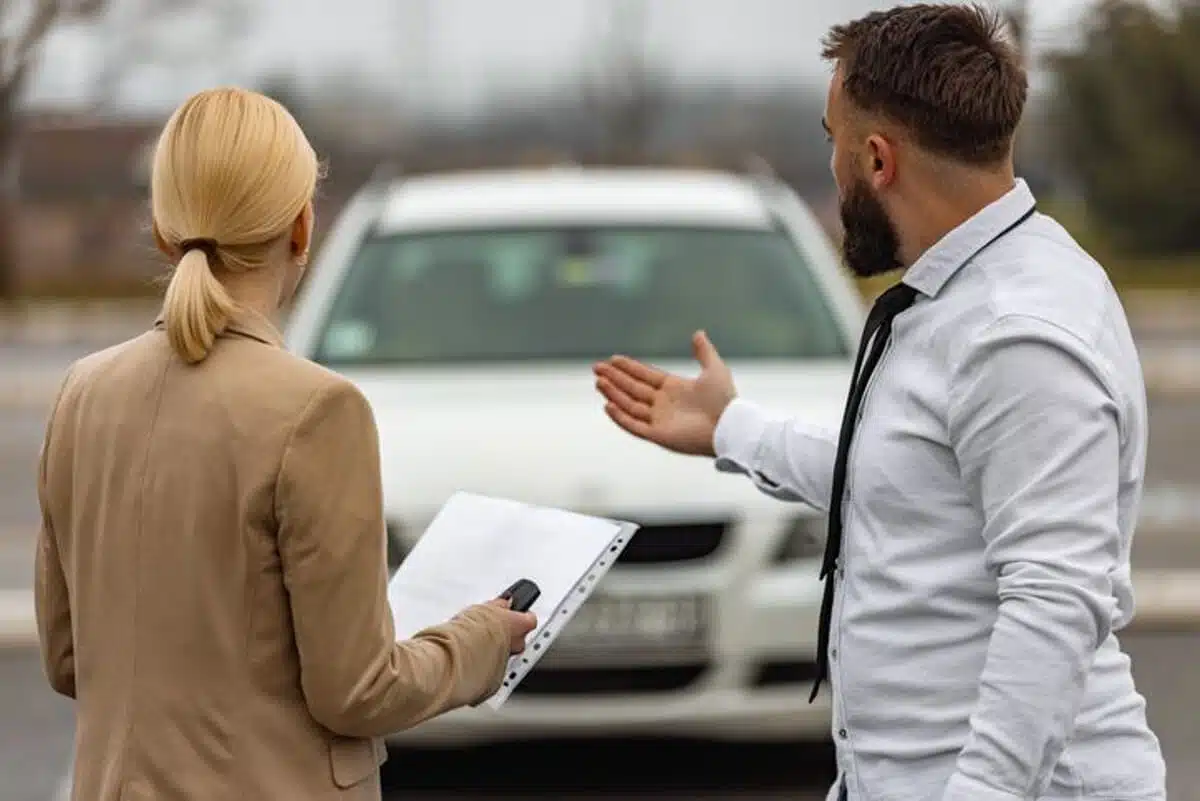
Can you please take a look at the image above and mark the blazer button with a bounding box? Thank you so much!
[838,728,848,739]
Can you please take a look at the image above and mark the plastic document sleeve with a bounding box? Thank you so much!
[386,491,639,709]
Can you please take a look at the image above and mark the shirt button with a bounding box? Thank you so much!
[838,728,848,739]
[831,648,838,660]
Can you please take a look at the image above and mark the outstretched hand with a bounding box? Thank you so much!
[593,331,737,457]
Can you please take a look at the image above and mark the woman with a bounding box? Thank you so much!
[33,87,537,801]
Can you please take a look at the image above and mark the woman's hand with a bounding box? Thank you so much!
[485,598,538,654]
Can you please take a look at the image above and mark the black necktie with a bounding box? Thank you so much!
[808,205,1038,703]
[810,281,918,702]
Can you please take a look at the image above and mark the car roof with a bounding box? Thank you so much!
[372,167,778,233]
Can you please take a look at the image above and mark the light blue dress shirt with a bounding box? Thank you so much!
[714,180,1166,801]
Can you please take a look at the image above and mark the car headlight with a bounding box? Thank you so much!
[771,514,826,564]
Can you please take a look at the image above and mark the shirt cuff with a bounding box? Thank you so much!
[712,397,769,470]
[941,772,1024,801]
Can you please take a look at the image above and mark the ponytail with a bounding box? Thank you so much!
[161,248,237,364]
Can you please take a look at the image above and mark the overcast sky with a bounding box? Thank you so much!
[28,0,1126,115]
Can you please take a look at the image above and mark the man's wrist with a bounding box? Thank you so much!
[712,397,766,465]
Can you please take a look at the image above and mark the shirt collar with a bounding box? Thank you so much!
[902,178,1037,298]
[153,305,284,348]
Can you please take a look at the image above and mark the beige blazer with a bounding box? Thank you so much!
[34,308,511,801]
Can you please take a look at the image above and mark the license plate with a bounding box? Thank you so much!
[553,595,709,649]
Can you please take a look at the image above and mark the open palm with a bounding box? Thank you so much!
[593,331,737,457]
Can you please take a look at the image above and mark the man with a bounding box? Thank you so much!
[593,5,1166,801]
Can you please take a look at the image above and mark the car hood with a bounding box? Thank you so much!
[338,361,852,522]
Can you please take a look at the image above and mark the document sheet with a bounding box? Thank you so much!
[387,491,638,708]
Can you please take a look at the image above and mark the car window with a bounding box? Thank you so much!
[313,226,850,365]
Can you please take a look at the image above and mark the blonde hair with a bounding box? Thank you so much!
[152,87,319,363]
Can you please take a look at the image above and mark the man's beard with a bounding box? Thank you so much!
[839,176,903,278]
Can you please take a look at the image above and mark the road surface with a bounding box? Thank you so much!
[4,631,1195,801]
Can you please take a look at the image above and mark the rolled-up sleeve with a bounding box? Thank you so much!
[942,314,1124,801]
[712,398,839,512]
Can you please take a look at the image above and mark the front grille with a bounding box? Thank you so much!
[514,663,709,696]
[616,522,729,564]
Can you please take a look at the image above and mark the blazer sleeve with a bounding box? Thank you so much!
[275,380,511,738]
[34,372,76,699]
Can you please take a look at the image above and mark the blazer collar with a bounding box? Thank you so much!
[902,178,1037,299]
[153,305,284,348]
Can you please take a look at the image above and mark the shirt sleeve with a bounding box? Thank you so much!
[942,314,1125,801]
[712,397,839,512]
[275,379,512,738]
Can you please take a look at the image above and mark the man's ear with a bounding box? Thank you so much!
[865,134,898,189]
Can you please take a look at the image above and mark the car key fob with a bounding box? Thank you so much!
[500,578,541,613]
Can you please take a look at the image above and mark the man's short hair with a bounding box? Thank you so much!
[822,3,1027,165]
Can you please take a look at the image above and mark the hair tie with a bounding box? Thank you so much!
[179,238,220,260]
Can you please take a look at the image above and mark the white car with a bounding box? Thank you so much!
[284,166,865,745]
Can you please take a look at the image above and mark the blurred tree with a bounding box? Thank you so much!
[258,75,312,129]
[0,0,110,300]
[299,71,406,152]
[86,0,249,109]
[1000,0,1030,66]
[581,0,672,163]
[0,0,237,300]
[1048,0,1200,255]
[998,0,1044,188]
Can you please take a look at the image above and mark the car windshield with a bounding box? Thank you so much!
[312,225,849,365]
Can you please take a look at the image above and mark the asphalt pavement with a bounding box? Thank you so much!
[5,633,1196,801]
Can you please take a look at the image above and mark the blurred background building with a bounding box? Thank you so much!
[4,0,1196,301]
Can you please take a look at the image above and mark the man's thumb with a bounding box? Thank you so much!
[692,330,721,369]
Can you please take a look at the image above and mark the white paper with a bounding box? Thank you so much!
[386,491,635,707]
